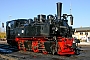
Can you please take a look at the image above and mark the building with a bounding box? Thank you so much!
[72,27,90,42]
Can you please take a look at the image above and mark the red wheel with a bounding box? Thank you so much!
[32,41,39,52]
[18,40,26,51]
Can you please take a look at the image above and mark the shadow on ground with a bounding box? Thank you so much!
[0,44,18,54]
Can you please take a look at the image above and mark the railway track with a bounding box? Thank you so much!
[0,42,90,60]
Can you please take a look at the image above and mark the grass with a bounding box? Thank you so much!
[0,32,6,38]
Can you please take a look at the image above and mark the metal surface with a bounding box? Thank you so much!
[56,2,62,20]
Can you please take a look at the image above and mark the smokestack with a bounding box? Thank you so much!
[56,2,62,20]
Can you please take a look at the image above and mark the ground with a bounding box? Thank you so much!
[0,41,90,60]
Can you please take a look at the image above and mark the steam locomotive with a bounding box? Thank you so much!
[6,2,80,55]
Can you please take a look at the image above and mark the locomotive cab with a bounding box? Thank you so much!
[6,19,28,45]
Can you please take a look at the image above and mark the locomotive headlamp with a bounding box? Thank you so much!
[18,34,20,36]
[22,30,24,33]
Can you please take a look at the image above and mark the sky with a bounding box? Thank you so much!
[0,0,90,29]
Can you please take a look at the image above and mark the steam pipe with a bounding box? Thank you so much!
[56,2,62,20]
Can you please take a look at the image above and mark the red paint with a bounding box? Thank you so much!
[32,41,39,52]
[57,37,75,55]
[15,37,75,55]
